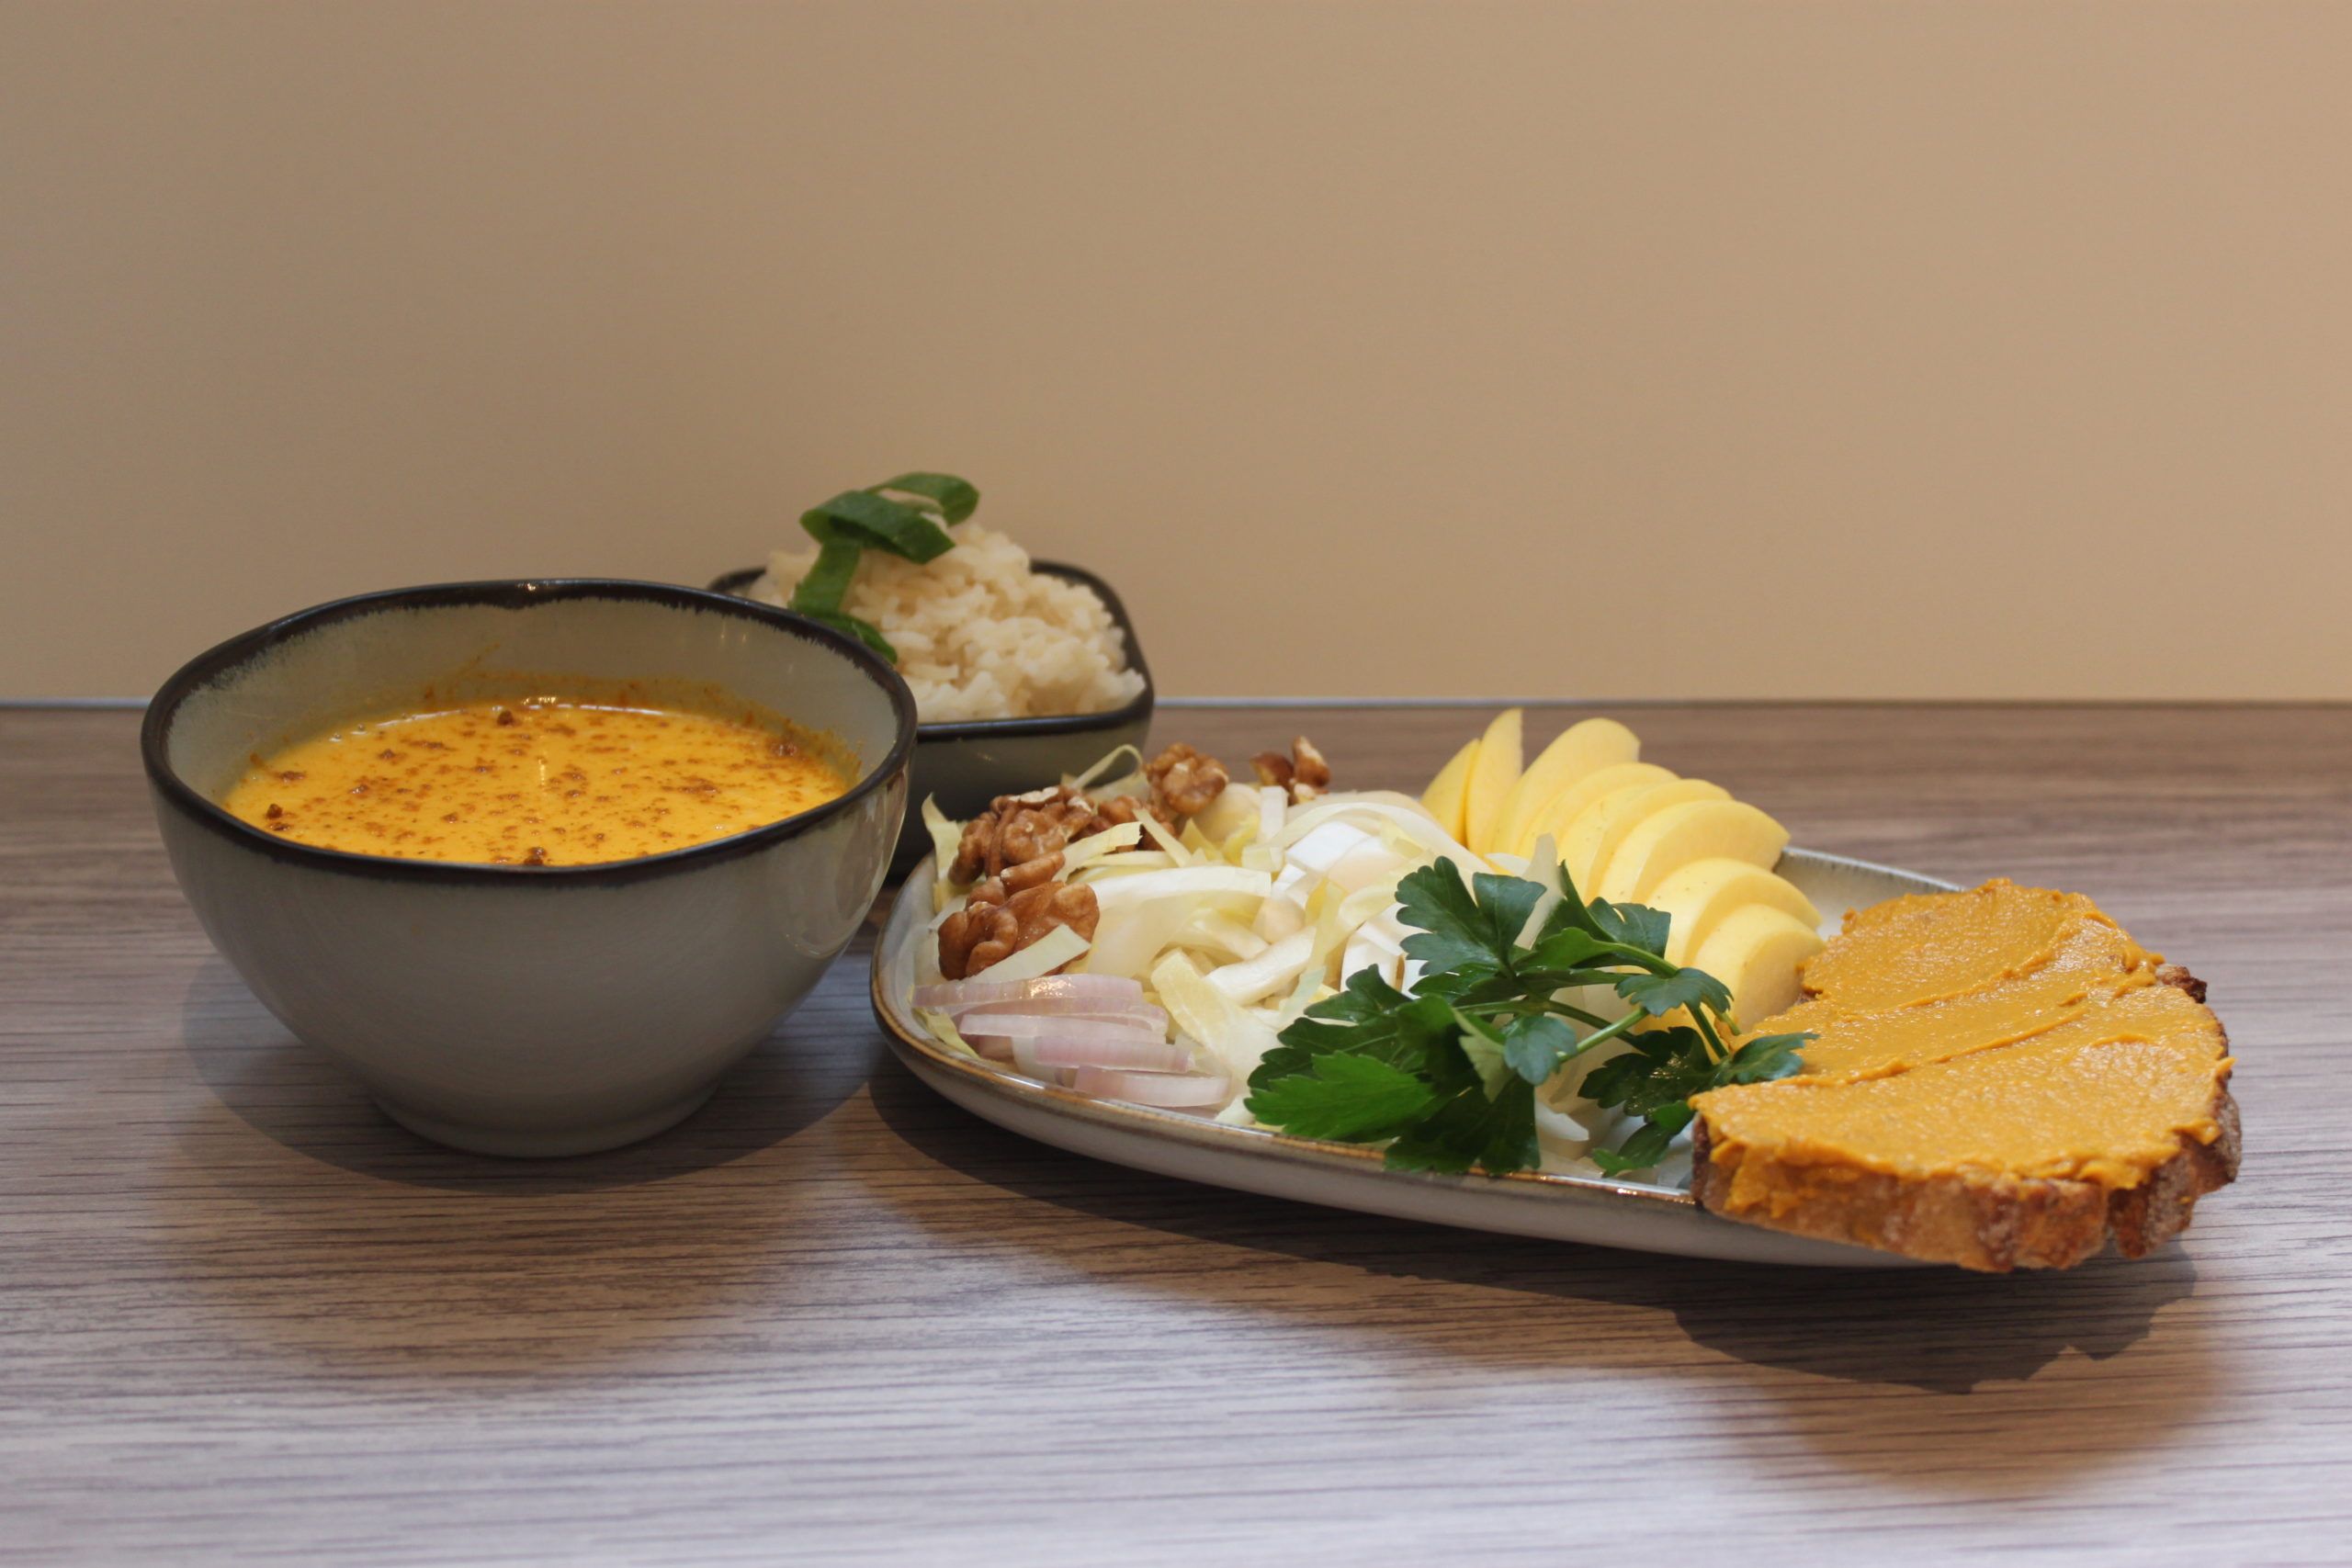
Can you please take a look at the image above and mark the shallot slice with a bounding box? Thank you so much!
[990,1032,1184,1078]
[911,975,1146,1014]
[950,1001,1170,1034]
[948,1008,1168,1038]
[956,1013,1161,1047]
[1071,1066,1231,1108]
[969,1036,1059,1077]
[1030,1037,1195,1073]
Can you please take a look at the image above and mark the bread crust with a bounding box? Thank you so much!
[1690,968,2238,1271]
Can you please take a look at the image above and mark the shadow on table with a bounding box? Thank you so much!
[175,953,876,1194]
[153,954,883,1374]
[864,1055,2222,1493]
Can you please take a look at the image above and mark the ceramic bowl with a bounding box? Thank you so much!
[143,580,917,1156]
[708,563,1153,878]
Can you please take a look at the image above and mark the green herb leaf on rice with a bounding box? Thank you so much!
[872,471,980,525]
[784,472,979,663]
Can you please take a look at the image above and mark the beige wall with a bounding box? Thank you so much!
[6,2,2346,700]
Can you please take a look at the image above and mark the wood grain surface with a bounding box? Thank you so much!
[4,704,2347,1567]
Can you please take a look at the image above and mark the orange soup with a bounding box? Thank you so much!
[220,696,852,865]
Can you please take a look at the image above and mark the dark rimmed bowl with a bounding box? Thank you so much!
[709,561,1154,877]
[143,579,917,1156]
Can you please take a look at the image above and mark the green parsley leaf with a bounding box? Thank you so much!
[1613,966,1734,1021]
[1526,868,1672,966]
[1385,1077,1540,1176]
[1720,1030,1813,1084]
[1395,860,1544,977]
[1453,1008,1511,1098]
[1241,850,1815,1184]
[1532,863,1603,941]
[1589,898,1672,958]
[1590,1118,1679,1176]
[1243,1055,1443,1142]
[1501,1013,1580,1086]
[1581,1025,1817,1172]
[1580,1027,1720,1119]
[1470,871,1547,953]
[1251,974,1472,1096]
[1521,925,1615,973]
[1297,963,1413,1025]
[1409,966,1483,1002]
[1529,864,1668,957]
[1393,860,1501,976]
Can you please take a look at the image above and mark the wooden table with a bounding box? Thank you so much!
[6,702,2346,1566]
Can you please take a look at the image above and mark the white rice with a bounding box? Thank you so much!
[752,523,1146,724]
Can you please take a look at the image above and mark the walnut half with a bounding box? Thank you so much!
[950,786,1102,884]
[1250,736,1332,804]
[937,870,1101,981]
[1144,742,1229,818]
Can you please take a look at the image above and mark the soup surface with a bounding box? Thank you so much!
[220,696,852,865]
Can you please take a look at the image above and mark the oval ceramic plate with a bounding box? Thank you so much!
[871,849,1959,1268]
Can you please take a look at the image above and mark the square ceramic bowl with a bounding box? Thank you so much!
[708,562,1154,879]
[143,580,917,1156]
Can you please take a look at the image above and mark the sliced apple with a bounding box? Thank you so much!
[1491,716,1641,859]
[1419,737,1480,843]
[1645,858,1825,965]
[1461,707,1523,854]
[1689,905,1825,1031]
[1556,779,1728,894]
[1521,761,1677,867]
[1593,799,1792,906]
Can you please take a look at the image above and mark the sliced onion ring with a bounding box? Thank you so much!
[1071,1066,1230,1108]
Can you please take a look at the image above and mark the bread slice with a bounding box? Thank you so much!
[1688,884,2238,1272]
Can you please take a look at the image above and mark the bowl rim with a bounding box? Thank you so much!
[141,578,920,887]
[707,559,1154,739]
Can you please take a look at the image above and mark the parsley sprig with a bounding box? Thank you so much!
[785,472,979,661]
[1243,859,1813,1178]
